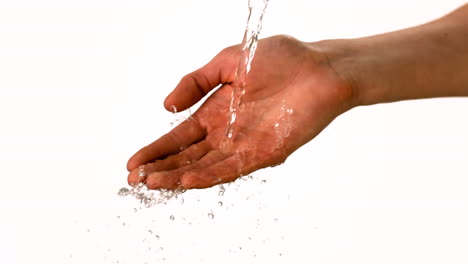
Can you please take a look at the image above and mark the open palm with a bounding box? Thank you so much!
[127,35,354,190]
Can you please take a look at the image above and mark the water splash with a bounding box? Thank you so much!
[118,0,272,209]
[169,105,193,127]
[117,183,184,208]
[274,99,293,139]
[224,0,270,143]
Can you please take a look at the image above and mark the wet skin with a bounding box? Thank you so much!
[127,4,468,190]
[127,35,354,190]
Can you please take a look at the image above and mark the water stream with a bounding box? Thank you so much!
[225,0,270,142]
[119,0,271,205]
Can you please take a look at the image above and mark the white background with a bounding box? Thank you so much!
[0,0,467,263]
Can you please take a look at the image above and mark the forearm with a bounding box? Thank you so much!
[325,4,468,106]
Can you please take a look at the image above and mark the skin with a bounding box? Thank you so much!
[127,4,468,190]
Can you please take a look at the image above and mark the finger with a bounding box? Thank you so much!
[145,150,229,190]
[127,140,212,185]
[126,164,149,187]
[146,140,213,171]
[180,153,249,189]
[164,47,238,112]
[127,118,206,171]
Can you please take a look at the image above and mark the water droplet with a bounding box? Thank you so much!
[261,179,266,184]
[186,160,191,164]
[87,229,90,232]
[180,198,184,205]
[279,253,283,256]
[155,235,160,240]
[218,185,226,196]
[248,237,252,240]
[274,218,278,222]
[274,123,279,128]
[138,165,146,178]
[208,211,214,219]
[133,208,137,213]
[148,230,153,234]
[169,215,175,221]
[117,187,130,196]
[160,247,164,251]
[171,105,177,113]
[116,216,120,219]
[218,201,223,207]
[239,246,242,250]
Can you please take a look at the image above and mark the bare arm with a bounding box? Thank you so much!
[324,3,468,106]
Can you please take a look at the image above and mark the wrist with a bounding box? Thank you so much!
[309,38,372,108]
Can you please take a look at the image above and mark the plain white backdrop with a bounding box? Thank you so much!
[0,0,467,263]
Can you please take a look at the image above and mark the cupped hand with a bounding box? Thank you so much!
[127,35,355,190]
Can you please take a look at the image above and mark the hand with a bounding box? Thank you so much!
[127,35,355,190]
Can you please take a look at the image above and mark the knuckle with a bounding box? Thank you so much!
[219,46,236,56]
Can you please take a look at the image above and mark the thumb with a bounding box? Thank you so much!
[164,48,237,112]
